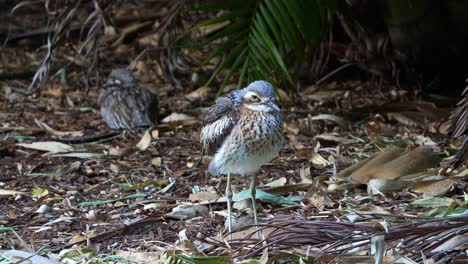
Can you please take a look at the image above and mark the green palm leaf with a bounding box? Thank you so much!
[193,0,335,93]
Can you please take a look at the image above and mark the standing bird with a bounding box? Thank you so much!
[200,80,284,234]
[448,82,467,168]
[98,68,159,129]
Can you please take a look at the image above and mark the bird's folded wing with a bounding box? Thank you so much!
[200,91,241,156]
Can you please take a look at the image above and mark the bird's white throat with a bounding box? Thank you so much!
[244,103,272,112]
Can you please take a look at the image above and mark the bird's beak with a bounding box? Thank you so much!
[102,82,112,89]
[267,100,280,112]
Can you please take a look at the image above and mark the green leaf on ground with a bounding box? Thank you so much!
[411,197,455,208]
[78,193,147,207]
[233,189,299,206]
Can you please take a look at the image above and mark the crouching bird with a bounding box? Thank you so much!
[200,80,284,236]
[448,82,467,169]
[98,68,159,129]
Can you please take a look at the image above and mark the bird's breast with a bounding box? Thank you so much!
[209,109,283,176]
[239,109,283,153]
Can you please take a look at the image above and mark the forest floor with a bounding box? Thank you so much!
[1,59,467,263]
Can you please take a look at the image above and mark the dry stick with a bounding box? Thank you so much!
[429,227,468,260]
[314,62,356,88]
[235,220,372,258]
[399,225,465,257]
[418,229,457,253]
[5,11,170,45]
[58,216,167,251]
[0,68,43,80]
[305,63,356,95]
[55,131,121,144]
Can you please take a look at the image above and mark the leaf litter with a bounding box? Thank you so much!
[3,79,465,263]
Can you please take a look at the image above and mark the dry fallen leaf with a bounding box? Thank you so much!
[350,145,406,184]
[373,147,441,181]
[264,177,287,187]
[113,250,162,264]
[422,179,456,198]
[51,152,107,159]
[151,129,159,139]
[35,119,83,137]
[45,87,64,97]
[189,191,220,202]
[196,21,230,37]
[165,204,209,220]
[110,163,120,174]
[277,88,292,105]
[186,161,195,168]
[109,146,133,156]
[161,113,196,123]
[17,141,74,154]
[185,86,211,101]
[309,152,331,166]
[300,166,312,183]
[413,134,438,146]
[315,133,358,145]
[151,157,162,167]
[0,189,26,197]
[412,178,444,193]
[68,232,96,244]
[2,250,62,264]
[132,60,153,83]
[454,168,468,177]
[284,123,300,135]
[387,112,426,127]
[367,179,413,195]
[136,128,152,151]
[309,114,349,127]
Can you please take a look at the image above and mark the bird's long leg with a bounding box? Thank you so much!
[225,172,233,237]
[250,173,261,239]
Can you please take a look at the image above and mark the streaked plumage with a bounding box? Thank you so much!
[200,81,284,176]
[448,83,468,168]
[200,91,242,156]
[98,68,159,129]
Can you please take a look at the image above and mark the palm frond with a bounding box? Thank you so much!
[194,0,335,93]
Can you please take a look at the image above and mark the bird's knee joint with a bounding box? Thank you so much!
[226,187,233,198]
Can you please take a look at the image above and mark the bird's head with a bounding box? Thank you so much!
[241,80,280,112]
[105,68,136,88]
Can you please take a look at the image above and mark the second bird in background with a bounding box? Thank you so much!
[98,68,159,130]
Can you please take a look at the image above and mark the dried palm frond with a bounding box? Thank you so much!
[77,0,110,90]
[11,0,194,93]
[201,215,468,263]
[153,0,193,89]
[12,0,81,94]
[11,0,110,94]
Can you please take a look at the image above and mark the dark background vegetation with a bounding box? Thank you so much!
[2,0,468,96]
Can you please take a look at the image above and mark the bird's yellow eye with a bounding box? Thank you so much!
[250,94,260,102]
